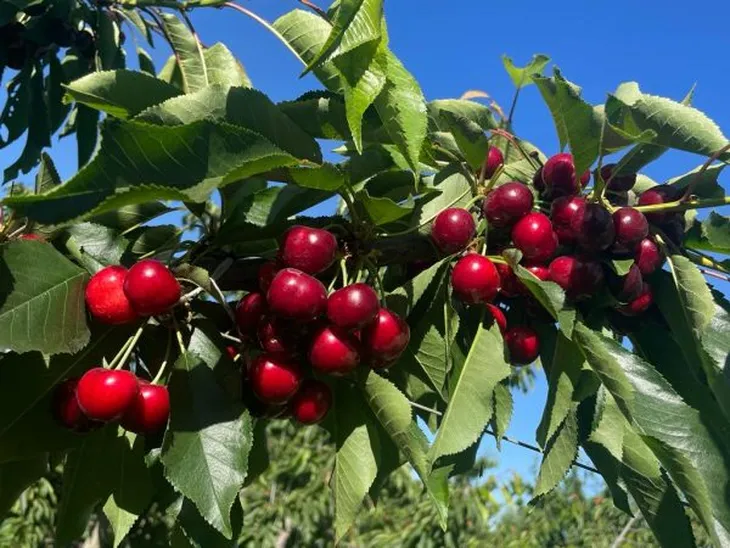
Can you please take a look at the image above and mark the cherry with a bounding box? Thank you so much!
[520,264,551,295]
[486,304,507,334]
[512,212,558,263]
[635,238,664,276]
[226,346,239,360]
[327,283,380,330]
[550,196,586,245]
[483,182,534,228]
[249,354,303,404]
[361,308,410,367]
[257,316,301,355]
[235,292,267,336]
[290,380,332,425]
[532,166,545,193]
[484,146,504,178]
[570,203,615,252]
[612,207,649,250]
[258,261,279,294]
[451,254,500,304]
[124,259,180,316]
[279,225,338,275]
[495,262,521,298]
[542,153,588,196]
[19,233,44,241]
[267,268,327,321]
[504,326,540,365]
[548,256,605,301]
[76,368,139,422]
[607,264,643,303]
[661,217,685,247]
[638,186,680,224]
[310,325,361,375]
[85,266,139,325]
[600,164,636,192]
[53,379,94,431]
[121,382,170,434]
[618,283,653,316]
[431,208,476,253]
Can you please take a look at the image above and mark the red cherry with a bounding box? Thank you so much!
[327,283,380,330]
[607,264,644,303]
[235,292,267,336]
[257,316,301,356]
[309,325,361,375]
[121,382,170,434]
[505,326,540,365]
[53,378,94,431]
[267,268,327,321]
[484,146,504,178]
[483,182,534,228]
[249,354,303,404]
[279,225,338,275]
[85,266,139,325]
[613,207,649,250]
[569,203,615,252]
[451,254,500,304]
[600,164,636,192]
[519,264,551,295]
[634,238,664,276]
[486,304,507,334]
[226,346,239,360]
[532,166,545,193]
[495,262,521,298]
[431,208,476,254]
[542,153,582,196]
[123,259,181,316]
[76,368,139,422]
[512,212,558,263]
[361,308,410,367]
[290,380,332,425]
[618,283,653,316]
[638,186,680,224]
[258,261,279,294]
[550,196,586,245]
[19,233,44,241]
[548,256,605,301]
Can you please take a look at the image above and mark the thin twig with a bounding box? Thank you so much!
[700,268,730,282]
[610,514,641,548]
[298,0,328,19]
[681,143,730,201]
[221,331,243,344]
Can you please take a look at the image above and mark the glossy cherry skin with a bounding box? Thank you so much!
[361,308,410,367]
[309,325,361,375]
[550,196,586,245]
[512,213,558,263]
[600,164,636,192]
[634,238,664,276]
[327,283,380,330]
[121,382,170,434]
[257,316,300,356]
[249,354,303,404]
[235,292,267,336]
[613,207,649,250]
[549,256,605,301]
[570,203,616,252]
[495,262,521,298]
[123,259,181,316]
[431,208,476,254]
[542,153,584,196]
[483,182,534,228]
[451,254,500,304]
[258,261,279,294]
[505,326,540,366]
[484,146,504,178]
[618,283,653,316]
[279,225,338,275]
[267,268,327,322]
[607,264,644,303]
[290,380,332,425]
[486,304,507,334]
[53,379,94,431]
[76,368,139,422]
[520,264,551,295]
[638,186,680,224]
[85,266,139,325]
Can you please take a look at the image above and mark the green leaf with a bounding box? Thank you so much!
[385,258,450,318]
[428,99,498,132]
[439,110,489,170]
[95,11,124,71]
[411,166,472,230]
[0,455,47,517]
[161,351,254,538]
[666,163,726,199]
[533,408,578,499]
[701,212,730,250]
[356,189,413,225]
[175,496,244,548]
[490,383,513,449]
[35,152,61,194]
[609,258,635,276]
[63,70,182,119]
[64,222,129,273]
[138,47,156,75]
[502,53,550,88]
[0,240,89,354]
[89,202,174,231]
[75,104,100,169]
[203,43,252,88]
[160,13,208,93]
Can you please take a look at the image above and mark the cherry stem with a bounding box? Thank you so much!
[298,0,328,18]
[172,316,187,355]
[221,331,243,344]
[700,268,730,283]
[634,195,730,214]
[209,277,235,322]
[490,129,539,170]
[686,249,730,275]
[151,332,173,384]
[339,258,349,287]
[409,400,442,416]
[110,323,147,371]
[366,259,387,305]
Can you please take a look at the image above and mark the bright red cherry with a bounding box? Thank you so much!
[618,283,653,316]
[361,308,410,367]
[519,264,551,295]
[309,325,361,375]
[634,238,664,276]
[600,164,636,192]
[267,268,327,321]
[249,354,303,404]
[279,225,338,275]
[258,261,279,294]
[548,256,605,301]
[484,146,504,178]
[486,304,507,334]
[495,262,521,298]
[85,266,139,325]
[121,382,170,434]
[75,368,139,422]
[451,254,500,304]
[235,292,267,336]
[257,316,301,356]
[613,207,649,250]
[607,264,643,303]
[290,380,332,425]
[570,203,615,252]
[638,186,680,224]
[431,208,476,254]
[542,153,586,196]
[483,182,534,228]
[504,326,540,365]
[327,283,380,330]
[550,196,586,245]
[123,259,180,316]
[512,212,558,263]
[53,378,94,431]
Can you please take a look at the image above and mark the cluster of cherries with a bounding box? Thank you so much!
[431,149,667,364]
[233,225,410,424]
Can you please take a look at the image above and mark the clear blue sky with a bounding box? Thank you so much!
[4,0,730,486]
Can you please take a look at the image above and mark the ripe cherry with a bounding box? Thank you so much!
[290,380,332,425]
[512,213,558,263]
[279,225,338,275]
[121,382,170,434]
[618,283,653,316]
[607,264,644,303]
[483,182,534,228]
[542,153,588,196]
[327,283,380,330]
[249,354,303,404]
[635,238,664,276]
[235,292,267,336]
[550,196,586,245]
[520,264,551,295]
[451,254,500,304]
[570,203,615,252]
[309,325,360,375]
[124,259,180,316]
[267,268,327,321]
[19,233,43,241]
[76,368,139,422]
[257,316,301,355]
[431,208,476,253]
[548,255,605,301]
[258,261,279,294]
[600,164,636,192]
[85,266,139,325]
[613,207,649,250]
[361,308,410,367]
[532,166,545,193]
[638,186,680,224]
[53,379,94,431]
[495,262,521,298]
[484,146,504,178]
[486,304,507,334]
[505,326,540,365]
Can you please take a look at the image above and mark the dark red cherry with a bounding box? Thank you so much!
[570,203,615,252]
[19,233,44,241]
[512,212,558,263]
[634,238,664,276]
[431,208,476,253]
[124,260,181,316]
[618,283,653,316]
[613,207,649,250]
[361,308,410,367]
[327,283,380,330]
[85,266,139,325]
[309,325,361,375]
[267,268,327,321]
[53,379,94,431]
[75,368,139,422]
[451,254,500,304]
[486,304,507,334]
[542,153,582,196]
[505,326,540,365]
[550,196,586,245]
[638,186,680,224]
[607,264,644,303]
[257,316,301,356]
[258,261,279,294]
[235,292,267,336]
[121,382,170,434]
[484,146,504,178]
[600,164,636,192]
[249,354,303,404]
[290,380,332,425]
[548,256,605,301]
[519,264,551,295]
[495,262,521,298]
[483,182,534,228]
[532,166,545,193]
[279,225,338,275]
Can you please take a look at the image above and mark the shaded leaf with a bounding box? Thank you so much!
[160,13,207,93]
[0,455,47,517]
[533,408,578,499]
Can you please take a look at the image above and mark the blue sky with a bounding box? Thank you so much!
[3,1,730,486]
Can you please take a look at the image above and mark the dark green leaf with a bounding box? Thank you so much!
[428,99,498,132]
[160,13,207,93]
[490,383,513,449]
[533,408,578,499]
[666,163,725,199]
[439,110,489,170]
[65,222,129,273]
[76,104,99,168]
[357,189,413,225]
[137,47,156,75]
[35,152,61,194]
[203,43,252,88]
[0,455,47,517]
[89,202,174,231]
[385,258,450,318]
